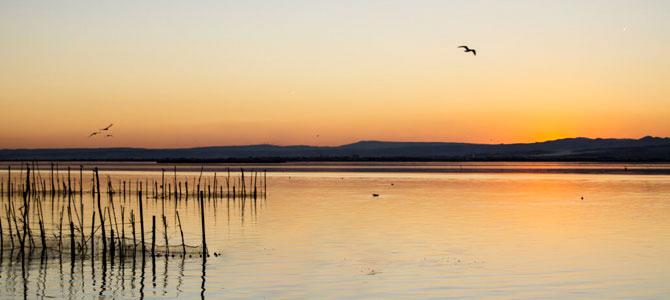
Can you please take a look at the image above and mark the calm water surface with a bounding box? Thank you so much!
[0,163,669,299]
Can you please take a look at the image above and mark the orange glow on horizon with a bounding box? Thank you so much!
[0,1,669,149]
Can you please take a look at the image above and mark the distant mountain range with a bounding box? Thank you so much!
[1,136,669,162]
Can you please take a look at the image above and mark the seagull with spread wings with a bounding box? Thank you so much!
[458,45,476,56]
[89,123,114,138]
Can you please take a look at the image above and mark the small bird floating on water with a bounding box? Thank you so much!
[372,194,379,197]
[458,45,476,56]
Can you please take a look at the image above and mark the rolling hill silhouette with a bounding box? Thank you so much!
[1,137,669,162]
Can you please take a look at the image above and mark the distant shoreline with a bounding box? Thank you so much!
[1,161,669,175]
[1,158,670,163]
[2,137,669,162]
[1,156,670,163]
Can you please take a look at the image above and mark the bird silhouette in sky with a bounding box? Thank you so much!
[89,123,115,138]
[458,45,476,56]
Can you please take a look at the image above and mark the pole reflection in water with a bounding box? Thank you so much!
[201,257,206,300]
[162,254,168,296]
[38,254,46,298]
[0,228,239,297]
[139,255,145,300]
[68,257,74,300]
[120,253,125,293]
[130,253,136,292]
[99,260,107,296]
[177,256,184,296]
[21,255,27,300]
[0,168,262,299]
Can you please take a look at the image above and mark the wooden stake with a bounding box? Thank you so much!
[151,216,156,258]
[95,168,107,263]
[139,182,146,255]
[200,191,207,257]
[176,210,185,255]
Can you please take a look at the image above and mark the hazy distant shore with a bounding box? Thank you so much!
[1,137,669,163]
[1,161,669,175]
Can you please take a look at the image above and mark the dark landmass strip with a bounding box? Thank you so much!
[1,136,669,162]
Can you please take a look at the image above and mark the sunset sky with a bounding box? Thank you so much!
[1,0,668,148]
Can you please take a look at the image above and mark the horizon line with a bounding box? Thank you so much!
[1,135,668,151]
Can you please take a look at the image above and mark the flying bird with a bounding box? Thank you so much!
[105,134,114,138]
[100,123,113,131]
[89,131,100,137]
[458,45,476,56]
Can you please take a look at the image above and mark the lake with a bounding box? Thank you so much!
[0,162,669,299]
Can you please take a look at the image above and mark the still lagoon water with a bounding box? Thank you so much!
[0,162,669,299]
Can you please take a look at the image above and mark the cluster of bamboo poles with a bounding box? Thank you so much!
[0,164,267,201]
[0,163,268,265]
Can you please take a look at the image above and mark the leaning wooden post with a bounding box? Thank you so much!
[240,168,245,198]
[264,170,267,196]
[176,210,186,256]
[21,166,30,256]
[79,165,83,198]
[70,221,75,263]
[151,216,156,258]
[161,169,165,200]
[0,218,3,253]
[95,168,107,263]
[139,182,146,255]
[121,207,125,259]
[162,214,169,256]
[200,191,207,257]
[6,206,14,250]
[49,163,54,197]
[67,166,71,197]
[90,211,95,258]
[38,206,46,252]
[131,210,136,249]
[110,229,115,263]
[254,171,257,200]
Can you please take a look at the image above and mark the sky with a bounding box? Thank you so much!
[1,0,669,148]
